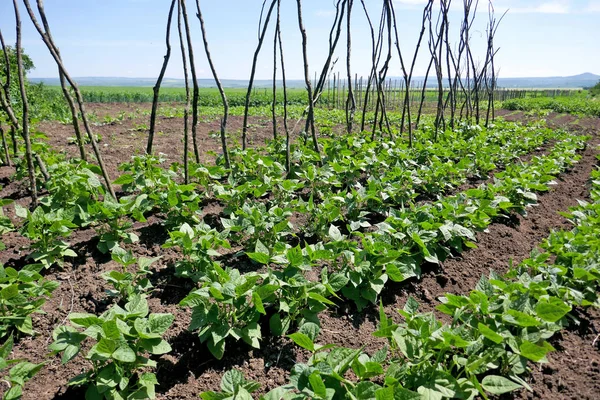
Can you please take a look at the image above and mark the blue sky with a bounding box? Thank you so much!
[0,0,598,80]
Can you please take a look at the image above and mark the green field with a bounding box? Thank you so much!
[43,85,309,106]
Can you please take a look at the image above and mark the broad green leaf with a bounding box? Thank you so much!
[481,375,523,394]
[1,284,18,301]
[148,314,175,334]
[102,320,121,340]
[247,252,270,265]
[252,292,266,314]
[286,246,304,266]
[329,225,343,242]
[207,338,226,360]
[520,340,555,362]
[535,297,571,322]
[392,387,421,400]
[404,297,420,315]
[112,345,136,363]
[503,310,540,327]
[140,338,172,355]
[299,322,320,341]
[477,323,503,344]
[308,292,335,306]
[221,369,245,393]
[354,381,379,400]
[255,240,270,255]
[309,371,327,398]
[125,295,149,318]
[288,332,314,352]
[3,385,22,400]
[375,387,394,400]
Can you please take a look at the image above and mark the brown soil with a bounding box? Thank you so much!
[0,105,599,399]
[35,104,287,187]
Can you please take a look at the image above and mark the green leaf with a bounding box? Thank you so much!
[247,252,270,265]
[286,246,304,266]
[535,297,571,323]
[309,371,327,398]
[328,225,343,242]
[138,256,161,270]
[481,375,523,394]
[0,335,14,359]
[403,297,420,315]
[113,174,134,185]
[299,322,320,342]
[15,204,28,219]
[477,323,503,344]
[63,345,80,364]
[221,369,245,393]
[180,223,195,238]
[112,345,137,363]
[503,310,540,327]
[255,239,269,255]
[475,275,494,297]
[1,284,19,300]
[148,313,174,335]
[16,317,33,336]
[207,338,226,360]
[140,338,172,355]
[9,361,44,385]
[288,332,315,352]
[391,387,421,400]
[252,292,266,315]
[91,338,116,359]
[3,385,22,400]
[269,314,290,336]
[125,295,149,318]
[354,381,380,400]
[102,320,121,340]
[375,387,394,400]
[308,292,335,306]
[520,340,555,362]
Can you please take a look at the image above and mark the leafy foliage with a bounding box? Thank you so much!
[0,264,59,338]
[503,96,600,117]
[0,335,45,400]
[49,295,173,400]
[102,248,158,301]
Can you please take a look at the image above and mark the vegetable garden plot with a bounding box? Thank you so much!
[0,114,599,399]
[1,0,599,396]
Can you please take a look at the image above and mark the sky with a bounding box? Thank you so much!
[0,0,598,81]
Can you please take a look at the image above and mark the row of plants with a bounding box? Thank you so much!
[42,85,310,107]
[205,155,600,399]
[7,120,557,275]
[503,96,600,117]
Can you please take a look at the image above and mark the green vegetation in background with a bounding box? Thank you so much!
[590,81,600,97]
[503,95,600,117]
[41,85,309,107]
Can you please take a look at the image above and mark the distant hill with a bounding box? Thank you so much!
[29,76,308,89]
[496,73,600,89]
[30,73,600,90]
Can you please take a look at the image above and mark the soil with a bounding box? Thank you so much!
[0,105,599,399]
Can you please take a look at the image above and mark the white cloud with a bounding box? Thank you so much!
[394,0,574,14]
[315,9,336,18]
[587,0,600,12]
[510,1,571,14]
[394,0,428,4]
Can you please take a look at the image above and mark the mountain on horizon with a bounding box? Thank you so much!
[30,72,600,90]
